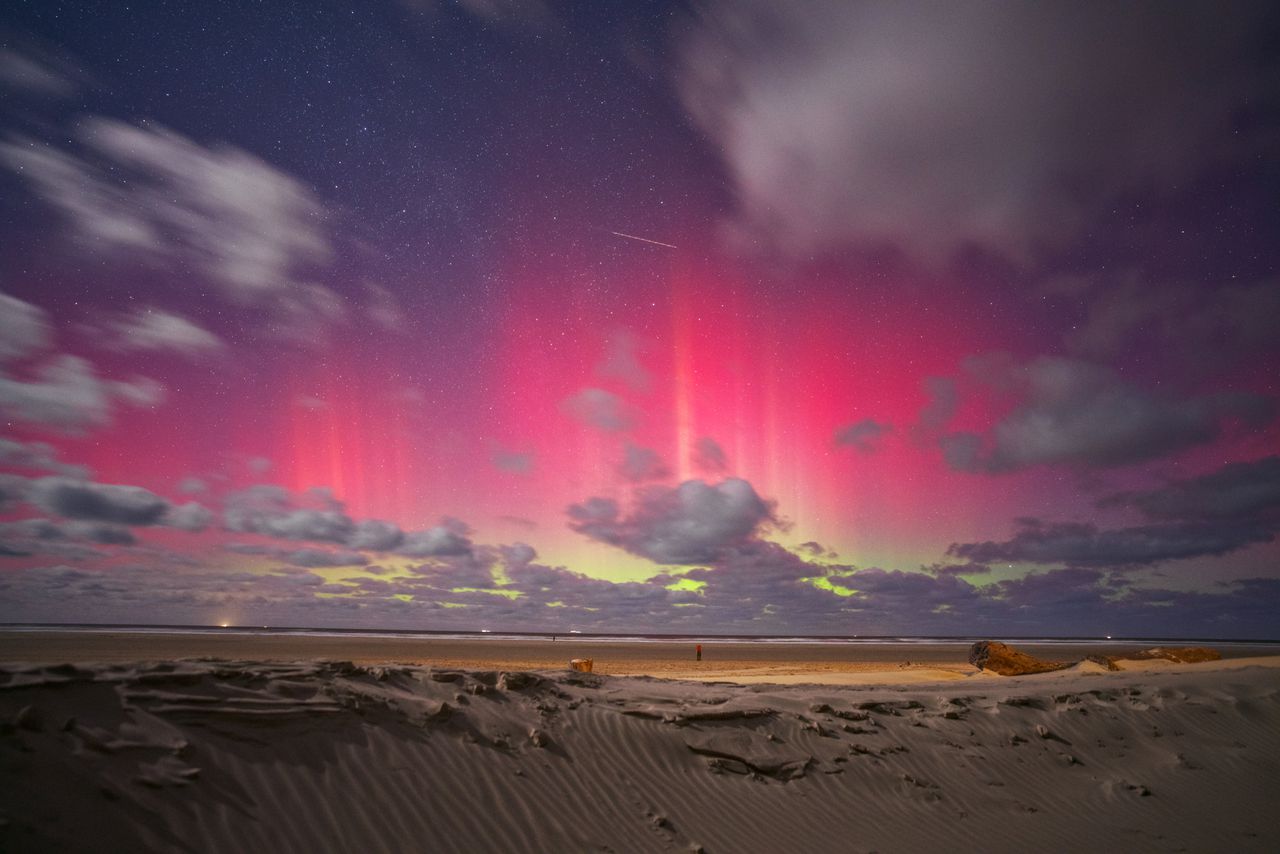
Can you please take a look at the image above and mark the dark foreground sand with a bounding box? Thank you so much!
[1,633,1278,852]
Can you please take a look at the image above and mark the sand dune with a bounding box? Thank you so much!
[2,656,1278,852]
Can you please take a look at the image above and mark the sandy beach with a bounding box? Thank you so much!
[2,630,1276,683]
[1,632,1278,852]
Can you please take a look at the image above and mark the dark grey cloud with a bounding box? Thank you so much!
[221,485,473,558]
[834,418,891,453]
[924,562,990,577]
[1065,276,1280,377]
[618,444,670,483]
[348,518,405,551]
[2,542,1278,638]
[948,517,1274,568]
[942,356,1273,472]
[397,518,474,558]
[693,436,727,473]
[0,517,137,555]
[796,541,837,559]
[67,522,137,546]
[224,485,355,543]
[562,387,632,432]
[283,548,370,568]
[679,0,1274,264]
[30,476,171,526]
[1103,456,1280,522]
[568,477,775,564]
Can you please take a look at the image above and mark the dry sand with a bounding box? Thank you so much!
[1,631,1274,682]
[1,632,1278,852]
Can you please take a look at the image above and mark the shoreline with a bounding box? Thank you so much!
[2,630,1277,685]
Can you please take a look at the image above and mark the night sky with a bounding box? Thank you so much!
[1,1,1278,637]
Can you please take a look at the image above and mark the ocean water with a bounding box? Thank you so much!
[1,623,1276,648]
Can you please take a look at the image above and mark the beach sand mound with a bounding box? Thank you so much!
[2,658,1278,853]
[968,640,1071,675]
[1121,646,1223,664]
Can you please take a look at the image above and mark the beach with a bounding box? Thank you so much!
[1,632,1278,852]
[2,630,1275,682]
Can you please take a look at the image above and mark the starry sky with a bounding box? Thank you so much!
[1,1,1278,637]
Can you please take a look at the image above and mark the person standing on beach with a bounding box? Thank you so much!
[696,643,702,662]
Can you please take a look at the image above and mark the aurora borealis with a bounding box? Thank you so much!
[1,1,1278,636]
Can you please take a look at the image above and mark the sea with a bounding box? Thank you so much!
[1,623,1276,648]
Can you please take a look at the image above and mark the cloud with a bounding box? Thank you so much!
[0,292,163,433]
[618,444,670,483]
[568,477,775,564]
[942,356,1274,472]
[678,1,1272,265]
[0,437,88,478]
[795,541,837,559]
[0,47,76,97]
[178,476,208,495]
[0,291,52,362]
[597,331,650,392]
[950,457,1280,571]
[948,516,1274,568]
[163,502,213,532]
[364,283,406,331]
[492,449,534,475]
[1,119,338,334]
[1104,456,1280,522]
[221,485,473,558]
[223,485,355,543]
[834,418,891,453]
[0,517,135,555]
[348,519,405,551]
[562,387,632,432]
[1065,276,1280,376]
[398,518,474,558]
[67,522,137,546]
[29,476,172,526]
[914,376,958,436]
[283,548,371,568]
[693,436,727,473]
[107,308,224,355]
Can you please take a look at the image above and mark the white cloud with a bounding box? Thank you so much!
[109,308,224,355]
[1,120,338,336]
[0,291,52,362]
[0,354,163,433]
[679,0,1271,264]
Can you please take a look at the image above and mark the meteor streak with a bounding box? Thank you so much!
[609,230,677,249]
